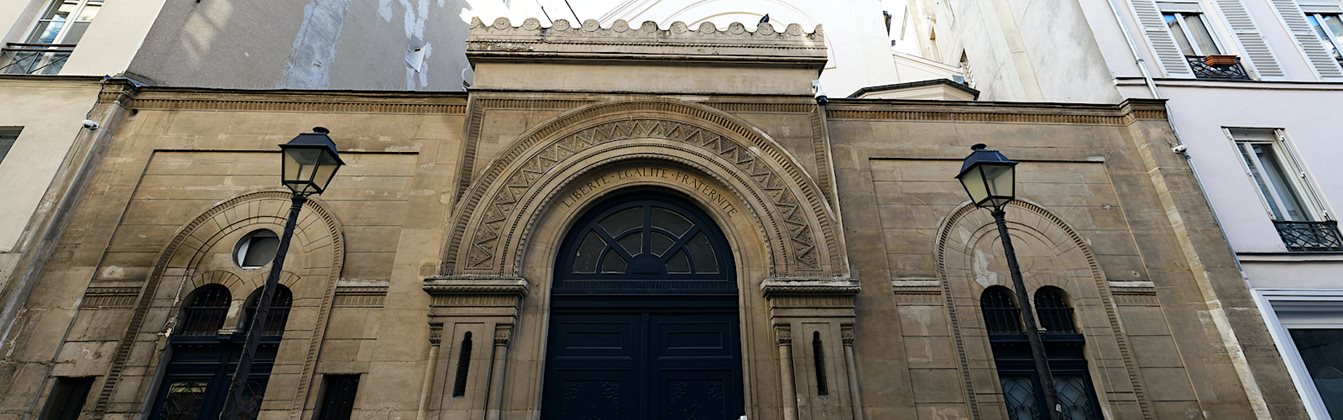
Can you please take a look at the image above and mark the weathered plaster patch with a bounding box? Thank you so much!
[283,0,354,89]
[972,249,999,288]
[378,0,394,21]
[399,0,437,89]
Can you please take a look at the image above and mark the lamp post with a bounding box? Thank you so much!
[956,143,1061,420]
[220,127,344,419]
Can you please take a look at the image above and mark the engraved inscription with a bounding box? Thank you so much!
[562,167,737,217]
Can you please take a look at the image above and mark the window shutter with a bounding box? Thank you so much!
[1217,0,1286,77]
[1132,0,1194,76]
[1268,0,1343,79]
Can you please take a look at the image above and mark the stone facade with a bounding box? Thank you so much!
[0,18,1306,419]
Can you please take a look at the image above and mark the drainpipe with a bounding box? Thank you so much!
[1103,0,1160,99]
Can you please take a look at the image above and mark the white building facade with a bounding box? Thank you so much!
[900,0,1343,417]
[0,0,168,349]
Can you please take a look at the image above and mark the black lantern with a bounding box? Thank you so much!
[223,128,342,418]
[956,143,1018,210]
[280,127,344,196]
[953,143,1062,419]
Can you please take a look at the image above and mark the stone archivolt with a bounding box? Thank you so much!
[443,99,847,280]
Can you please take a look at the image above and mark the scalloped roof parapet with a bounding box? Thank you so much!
[467,17,827,61]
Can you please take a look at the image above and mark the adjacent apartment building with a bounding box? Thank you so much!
[897,0,1343,416]
[0,0,167,352]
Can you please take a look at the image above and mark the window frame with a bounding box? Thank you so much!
[1162,10,1226,56]
[1306,12,1343,60]
[20,0,104,46]
[1252,289,1343,420]
[1226,128,1331,222]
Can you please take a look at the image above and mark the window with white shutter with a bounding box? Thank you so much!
[1268,0,1343,79]
[1132,0,1195,76]
[1305,13,1343,60]
[1229,128,1341,252]
[1155,2,1255,79]
[1215,0,1286,77]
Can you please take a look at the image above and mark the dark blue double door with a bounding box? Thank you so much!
[541,300,745,420]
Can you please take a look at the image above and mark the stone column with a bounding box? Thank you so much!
[776,324,798,420]
[418,323,443,420]
[486,324,512,420]
[842,324,864,420]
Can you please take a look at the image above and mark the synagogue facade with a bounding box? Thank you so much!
[0,18,1307,419]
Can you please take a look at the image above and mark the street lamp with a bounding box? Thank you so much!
[221,127,344,419]
[956,143,1061,420]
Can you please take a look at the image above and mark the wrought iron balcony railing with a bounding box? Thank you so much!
[0,43,74,75]
[1185,55,1251,81]
[1274,220,1343,252]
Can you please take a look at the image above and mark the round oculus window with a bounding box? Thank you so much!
[235,229,280,269]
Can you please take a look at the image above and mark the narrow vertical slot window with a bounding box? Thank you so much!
[453,332,473,397]
[812,331,829,396]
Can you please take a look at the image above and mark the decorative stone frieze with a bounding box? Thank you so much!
[466,17,826,63]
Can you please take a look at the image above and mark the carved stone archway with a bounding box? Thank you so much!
[441,99,847,280]
[426,99,861,419]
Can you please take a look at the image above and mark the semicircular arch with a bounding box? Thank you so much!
[443,99,845,278]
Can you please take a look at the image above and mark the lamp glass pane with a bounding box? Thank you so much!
[959,166,989,205]
[281,150,301,182]
[312,163,339,193]
[982,163,1014,199]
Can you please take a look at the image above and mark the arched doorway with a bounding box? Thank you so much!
[541,189,745,420]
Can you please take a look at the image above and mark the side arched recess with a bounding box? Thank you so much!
[932,200,1153,418]
[89,191,345,418]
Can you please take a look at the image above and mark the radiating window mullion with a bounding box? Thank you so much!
[592,227,634,261]
[641,205,651,255]
[658,226,700,263]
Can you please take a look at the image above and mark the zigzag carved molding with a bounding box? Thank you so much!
[444,100,843,277]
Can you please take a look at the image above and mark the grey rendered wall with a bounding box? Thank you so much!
[126,0,471,91]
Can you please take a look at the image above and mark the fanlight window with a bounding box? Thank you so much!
[573,204,718,275]
[981,286,1023,335]
[1034,286,1078,335]
[176,285,230,336]
[556,193,733,294]
[243,285,293,337]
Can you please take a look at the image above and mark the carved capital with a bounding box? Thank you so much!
[841,324,855,346]
[775,324,792,346]
[494,324,514,346]
[428,323,444,346]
